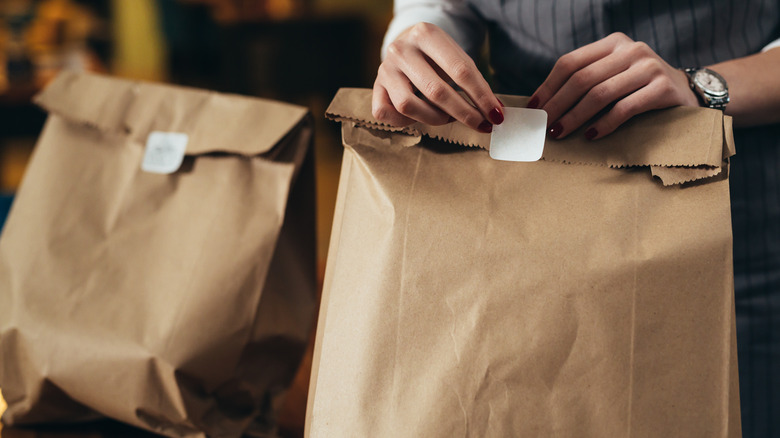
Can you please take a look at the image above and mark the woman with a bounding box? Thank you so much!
[372,1,780,436]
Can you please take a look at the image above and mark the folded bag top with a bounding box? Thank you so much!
[35,70,309,158]
[326,88,734,186]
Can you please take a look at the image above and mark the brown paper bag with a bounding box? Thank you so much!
[306,88,740,438]
[0,72,317,438]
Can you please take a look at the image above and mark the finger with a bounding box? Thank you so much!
[412,23,504,124]
[585,79,678,139]
[372,82,416,127]
[530,32,630,109]
[397,49,490,130]
[541,53,631,126]
[550,63,653,138]
[380,64,453,126]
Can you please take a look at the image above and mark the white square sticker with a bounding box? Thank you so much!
[142,132,189,174]
[489,107,548,162]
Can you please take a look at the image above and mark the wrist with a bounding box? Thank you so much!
[676,69,702,107]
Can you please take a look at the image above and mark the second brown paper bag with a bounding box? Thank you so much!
[0,72,317,438]
[306,89,740,438]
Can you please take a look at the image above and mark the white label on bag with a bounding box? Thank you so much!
[489,107,547,162]
[142,132,189,174]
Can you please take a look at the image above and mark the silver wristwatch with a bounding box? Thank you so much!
[682,67,729,110]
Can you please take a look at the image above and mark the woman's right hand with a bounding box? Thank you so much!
[372,22,504,133]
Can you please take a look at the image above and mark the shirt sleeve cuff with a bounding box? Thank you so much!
[761,37,780,52]
[381,4,484,60]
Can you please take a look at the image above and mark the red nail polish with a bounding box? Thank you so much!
[548,122,563,139]
[489,107,504,125]
[478,120,493,133]
[527,96,540,109]
[585,127,598,140]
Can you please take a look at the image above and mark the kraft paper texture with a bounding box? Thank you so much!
[307,88,740,437]
[0,72,317,438]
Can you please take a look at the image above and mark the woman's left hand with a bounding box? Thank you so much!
[529,32,699,140]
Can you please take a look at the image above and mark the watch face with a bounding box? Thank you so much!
[693,70,727,94]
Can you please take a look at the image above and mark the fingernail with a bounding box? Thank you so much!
[489,107,504,125]
[585,127,598,140]
[527,96,540,109]
[478,120,493,133]
[548,121,563,139]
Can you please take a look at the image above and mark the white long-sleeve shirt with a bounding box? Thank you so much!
[382,0,482,59]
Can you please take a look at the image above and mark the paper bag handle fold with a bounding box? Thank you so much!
[34,71,309,157]
[326,88,734,185]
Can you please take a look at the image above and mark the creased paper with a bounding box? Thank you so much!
[306,88,741,438]
[0,72,318,438]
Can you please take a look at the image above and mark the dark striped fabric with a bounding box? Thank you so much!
[471,0,779,95]
[464,1,780,436]
[732,123,780,438]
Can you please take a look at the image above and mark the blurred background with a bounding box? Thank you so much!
[0,0,392,436]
